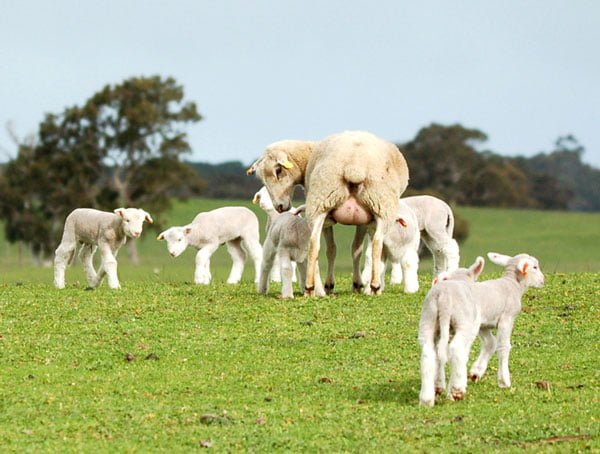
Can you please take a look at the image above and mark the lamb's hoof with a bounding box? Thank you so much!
[450,388,465,401]
[469,373,481,383]
[370,285,382,295]
[352,282,364,293]
[84,286,95,292]
[324,283,335,294]
[304,286,315,297]
[419,398,435,407]
[435,387,444,396]
[498,380,511,389]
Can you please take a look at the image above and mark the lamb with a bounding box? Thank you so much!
[257,208,325,299]
[247,130,409,296]
[402,195,460,275]
[418,257,485,407]
[54,207,154,290]
[252,186,297,283]
[360,199,421,293]
[157,206,262,285]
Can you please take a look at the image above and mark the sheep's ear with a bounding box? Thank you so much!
[432,271,451,285]
[144,212,154,224]
[277,158,294,169]
[114,208,125,218]
[246,159,261,175]
[487,252,510,266]
[156,233,165,241]
[396,218,408,227]
[252,192,260,204]
[184,226,193,235]
[469,256,485,280]
[517,257,531,276]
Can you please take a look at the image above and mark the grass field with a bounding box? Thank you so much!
[0,200,599,452]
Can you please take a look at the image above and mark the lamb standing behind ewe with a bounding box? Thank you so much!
[248,131,409,296]
[54,207,154,290]
[360,199,421,293]
[403,195,460,275]
[418,257,485,407]
[157,207,262,285]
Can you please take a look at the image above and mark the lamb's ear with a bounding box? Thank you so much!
[396,218,408,227]
[144,212,154,224]
[516,257,531,276]
[156,233,165,241]
[276,157,294,169]
[469,256,485,280]
[252,192,260,204]
[432,271,451,285]
[246,158,262,175]
[114,208,125,218]
[487,252,511,266]
[184,226,193,235]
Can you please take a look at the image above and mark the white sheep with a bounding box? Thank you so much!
[252,186,297,283]
[403,195,460,275]
[248,131,409,296]
[258,210,325,298]
[360,199,421,293]
[418,257,485,407]
[157,206,262,285]
[54,207,154,290]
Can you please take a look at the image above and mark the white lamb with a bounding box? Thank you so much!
[403,195,460,275]
[418,257,485,407]
[248,130,409,296]
[54,207,154,290]
[252,186,297,283]
[360,199,421,293]
[157,206,262,285]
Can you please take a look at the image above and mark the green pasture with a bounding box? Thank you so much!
[0,200,599,452]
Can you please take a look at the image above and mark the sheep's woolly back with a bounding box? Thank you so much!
[62,209,125,245]
[304,131,409,222]
[185,206,260,248]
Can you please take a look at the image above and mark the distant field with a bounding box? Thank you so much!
[1,199,599,284]
[0,200,598,451]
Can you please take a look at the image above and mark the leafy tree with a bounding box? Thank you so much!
[0,76,204,262]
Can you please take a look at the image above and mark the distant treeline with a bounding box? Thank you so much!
[191,124,600,212]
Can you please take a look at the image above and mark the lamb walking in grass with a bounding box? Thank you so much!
[54,207,154,290]
[157,206,262,285]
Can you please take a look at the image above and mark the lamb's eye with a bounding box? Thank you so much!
[275,166,283,178]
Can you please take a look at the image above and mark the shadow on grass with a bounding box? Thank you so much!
[353,379,420,407]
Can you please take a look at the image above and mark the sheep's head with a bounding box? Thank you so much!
[156,226,191,257]
[432,256,484,285]
[487,252,544,288]
[114,208,153,239]
[252,186,275,212]
[247,140,313,213]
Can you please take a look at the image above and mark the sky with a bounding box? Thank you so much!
[1,0,599,168]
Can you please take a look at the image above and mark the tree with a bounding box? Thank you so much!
[0,75,204,262]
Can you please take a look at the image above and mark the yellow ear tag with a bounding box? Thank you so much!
[282,160,294,169]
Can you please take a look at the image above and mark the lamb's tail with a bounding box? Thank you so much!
[436,302,451,365]
[343,164,367,185]
[446,210,455,237]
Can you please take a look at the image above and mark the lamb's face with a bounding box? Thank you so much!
[257,154,296,213]
[252,186,275,212]
[115,208,153,238]
[157,227,190,257]
[514,254,545,288]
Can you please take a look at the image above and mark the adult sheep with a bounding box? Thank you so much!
[248,130,409,296]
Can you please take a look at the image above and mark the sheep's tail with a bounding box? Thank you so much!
[436,303,451,364]
[343,165,367,185]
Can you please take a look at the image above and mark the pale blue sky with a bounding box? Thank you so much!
[1,0,599,167]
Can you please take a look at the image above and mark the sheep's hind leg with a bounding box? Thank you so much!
[225,239,246,284]
[322,226,336,294]
[305,213,327,297]
[419,338,437,407]
[79,244,98,287]
[353,226,368,293]
[278,250,295,298]
[54,241,76,289]
[365,217,385,295]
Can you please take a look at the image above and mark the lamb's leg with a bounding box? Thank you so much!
[447,332,471,401]
[360,232,372,288]
[195,244,219,285]
[322,225,336,294]
[278,250,295,299]
[390,260,403,285]
[496,317,515,388]
[401,249,420,294]
[352,226,368,292]
[305,213,327,297]
[291,261,298,283]
[79,244,98,287]
[442,239,460,272]
[54,240,76,289]
[225,239,246,284]
[258,238,276,294]
[469,328,497,382]
[297,260,307,294]
[98,243,120,290]
[366,217,385,295]
[242,237,263,284]
[270,255,282,282]
[419,328,437,407]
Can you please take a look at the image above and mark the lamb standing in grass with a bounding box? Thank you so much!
[157,207,262,285]
[418,257,485,407]
[54,207,154,290]
[360,199,421,293]
[403,195,460,275]
[248,130,409,296]
[252,186,297,283]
